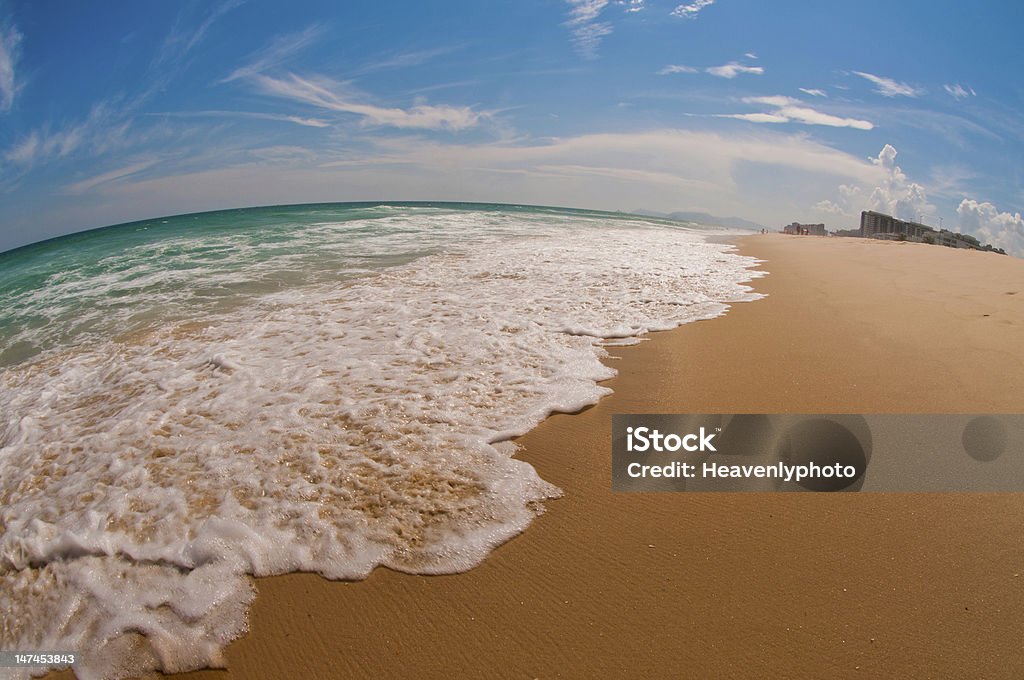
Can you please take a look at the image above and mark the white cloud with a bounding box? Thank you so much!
[64,160,157,195]
[353,45,466,77]
[659,60,762,78]
[799,88,827,98]
[221,25,324,83]
[157,0,244,68]
[671,0,715,19]
[719,96,874,130]
[852,71,924,98]
[723,112,789,124]
[92,128,885,231]
[616,0,645,12]
[943,83,976,100]
[657,64,697,75]
[957,198,1023,255]
[252,72,487,131]
[815,184,863,216]
[0,21,22,112]
[867,144,931,219]
[151,109,331,128]
[744,52,758,60]
[3,101,176,169]
[5,125,84,165]
[813,199,847,215]
[812,146,932,222]
[564,0,612,58]
[706,62,763,78]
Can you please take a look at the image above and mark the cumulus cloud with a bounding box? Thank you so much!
[718,96,873,130]
[252,72,487,131]
[812,145,932,222]
[852,71,924,98]
[564,0,612,58]
[814,184,862,216]
[943,83,976,100]
[706,62,763,78]
[957,198,1023,255]
[0,21,22,112]
[866,144,932,219]
[671,0,715,19]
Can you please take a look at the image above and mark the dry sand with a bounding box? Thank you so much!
[117,235,1024,677]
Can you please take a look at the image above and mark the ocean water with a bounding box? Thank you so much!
[0,202,764,678]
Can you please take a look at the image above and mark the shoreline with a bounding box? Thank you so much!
[54,233,1024,679]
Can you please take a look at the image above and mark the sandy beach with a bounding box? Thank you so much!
[51,233,1024,679]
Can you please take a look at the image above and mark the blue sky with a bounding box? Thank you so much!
[1,0,1022,253]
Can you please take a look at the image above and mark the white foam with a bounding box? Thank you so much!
[0,211,764,677]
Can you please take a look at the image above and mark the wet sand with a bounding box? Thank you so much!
[164,234,1024,678]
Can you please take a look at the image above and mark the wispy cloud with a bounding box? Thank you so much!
[352,44,465,77]
[0,20,22,112]
[657,64,698,75]
[158,0,244,68]
[671,0,715,19]
[852,71,923,98]
[564,0,612,59]
[252,72,487,131]
[799,88,827,98]
[658,60,761,78]
[943,83,976,100]
[718,96,873,130]
[706,62,763,78]
[149,109,331,128]
[3,100,170,168]
[64,160,157,195]
[98,129,886,227]
[5,122,88,165]
[221,24,325,83]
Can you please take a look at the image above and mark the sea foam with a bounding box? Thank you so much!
[0,207,763,678]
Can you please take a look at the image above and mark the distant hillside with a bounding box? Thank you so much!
[633,209,765,231]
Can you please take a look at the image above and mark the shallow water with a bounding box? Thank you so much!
[0,203,763,678]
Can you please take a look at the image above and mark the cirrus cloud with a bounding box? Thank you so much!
[564,0,612,59]
[718,96,874,130]
[853,71,924,98]
[0,20,23,112]
[251,72,488,131]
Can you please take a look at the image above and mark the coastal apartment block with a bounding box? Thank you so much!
[859,210,1001,252]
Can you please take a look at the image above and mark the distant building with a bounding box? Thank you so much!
[860,210,931,240]
[859,210,1004,253]
[784,222,826,236]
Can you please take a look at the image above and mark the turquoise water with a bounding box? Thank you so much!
[0,202,763,678]
[0,202,684,367]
